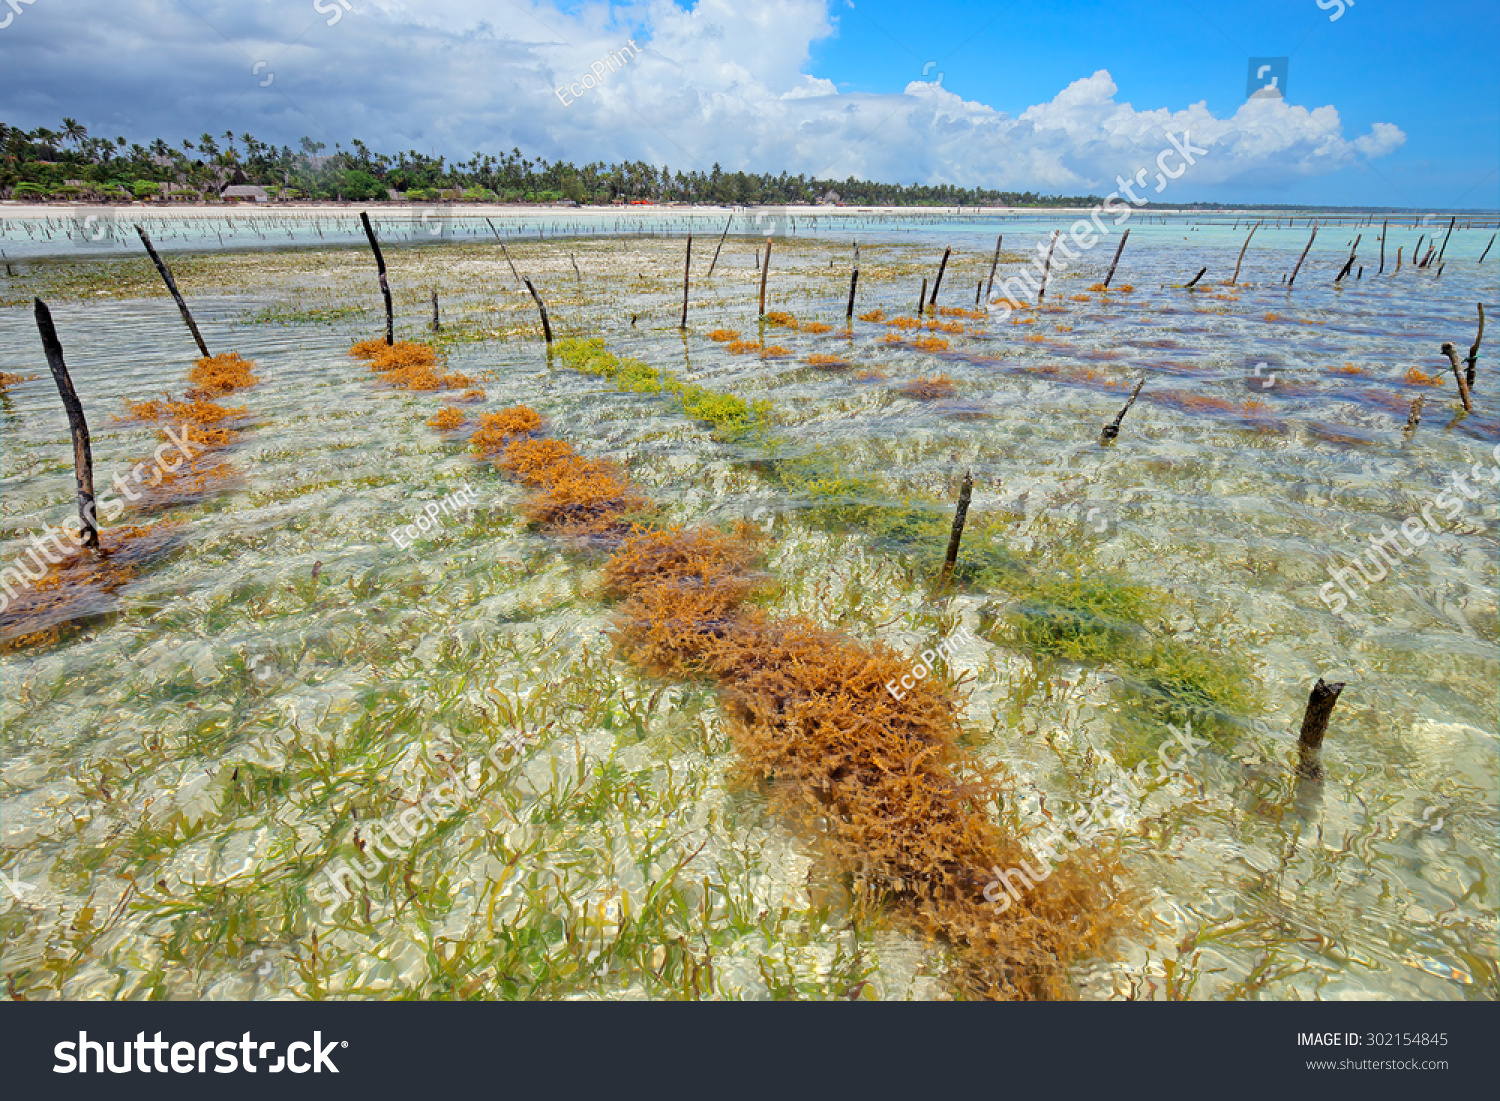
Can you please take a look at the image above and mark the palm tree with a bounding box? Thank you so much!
[61,118,87,147]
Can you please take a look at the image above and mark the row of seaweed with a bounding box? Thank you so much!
[2,348,261,651]
[348,339,1133,998]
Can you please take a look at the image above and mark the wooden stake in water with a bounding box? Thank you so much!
[1037,231,1059,303]
[485,218,523,288]
[846,242,860,321]
[1288,223,1318,287]
[525,278,553,344]
[758,239,771,317]
[430,290,441,332]
[706,215,733,278]
[1378,219,1388,274]
[359,211,393,346]
[1335,234,1361,282]
[1479,234,1495,263]
[1184,266,1208,290]
[1296,678,1344,780]
[679,234,691,329]
[985,234,1003,301]
[1103,229,1129,289]
[1099,378,1146,444]
[937,470,973,588]
[1230,221,1260,284]
[1442,343,1474,411]
[134,224,210,357]
[918,276,928,316]
[1437,215,1456,263]
[929,246,951,311]
[1403,394,1425,435]
[1466,302,1485,390]
[33,298,98,548]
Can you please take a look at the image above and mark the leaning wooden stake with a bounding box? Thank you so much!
[1099,378,1146,444]
[1296,678,1344,780]
[1441,342,1474,411]
[1230,220,1260,284]
[1184,266,1208,290]
[1378,219,1388,274]
[679,234,691,329]
[705,215,733,278]
[359,211,393,346]
[1335,234,1361,282]
[1436,215,1456,263]
[1102,229,1129,288]
[1465,302,1485,390]
[33,298,98,548]
[984,234,1002,301]
[937,470,973,588]
[929,246,952,311]
[1037,231,1058,303]
[134,224,210,357]
[757,240,771,317]
[1288,222,1317,286]
[1479,234,1495,263]
[845,242,860,321]
[524,278,553,344]
[917,276,928,316]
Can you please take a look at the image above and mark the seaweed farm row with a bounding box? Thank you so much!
[0,220,1495,1000]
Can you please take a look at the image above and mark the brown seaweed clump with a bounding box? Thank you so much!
[427,407,466,432]
[1,523,181,651]
[187,352,259,398]
[897,375,957,400]
[601,525,1130,999]
[471,407,543,456]
[350,339,473,392]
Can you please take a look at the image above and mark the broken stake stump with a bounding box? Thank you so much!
[1296,678,1345,779]
[33,298,99,548]
[1403,394,1425,435]
[134,224,210,357]
[1466,302,1485,391]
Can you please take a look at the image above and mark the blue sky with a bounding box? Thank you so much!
[1,0,1495,207]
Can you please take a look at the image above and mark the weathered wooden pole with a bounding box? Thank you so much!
[929,246,951,311]
[1288,223,1318,287]
[134,224,210,357]
[1437,215,1456,263]
[1184,266,1208,290]
[1479,234,1495,263]
[1099,378,1146,444]
[705,216,733,278]
[1441,343,1474,411]
[1335,234,1361,282]
[1378,219,1388,274]
[1102,229,1129,288]
[1465,302,1485,390]
[430,290,441,332]
[757,239,771,317]
[679,234,691,329]
[1412,234,1426,267]
[845,242,859,321]
[1229,221,1260,284]
[984,234,1003,301]
[524,278,553,344]
[937,470,973,587]
[1395,246,1403,274]
[1296,678,1344,780]
[1037,231,1058,302]
[33,298,99,548]
[359,211,394,346]
[917,276,928,316]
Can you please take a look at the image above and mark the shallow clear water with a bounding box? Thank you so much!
[1,212,1495,1000]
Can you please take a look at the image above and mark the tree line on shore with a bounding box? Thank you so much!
[1,118,1105,207]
